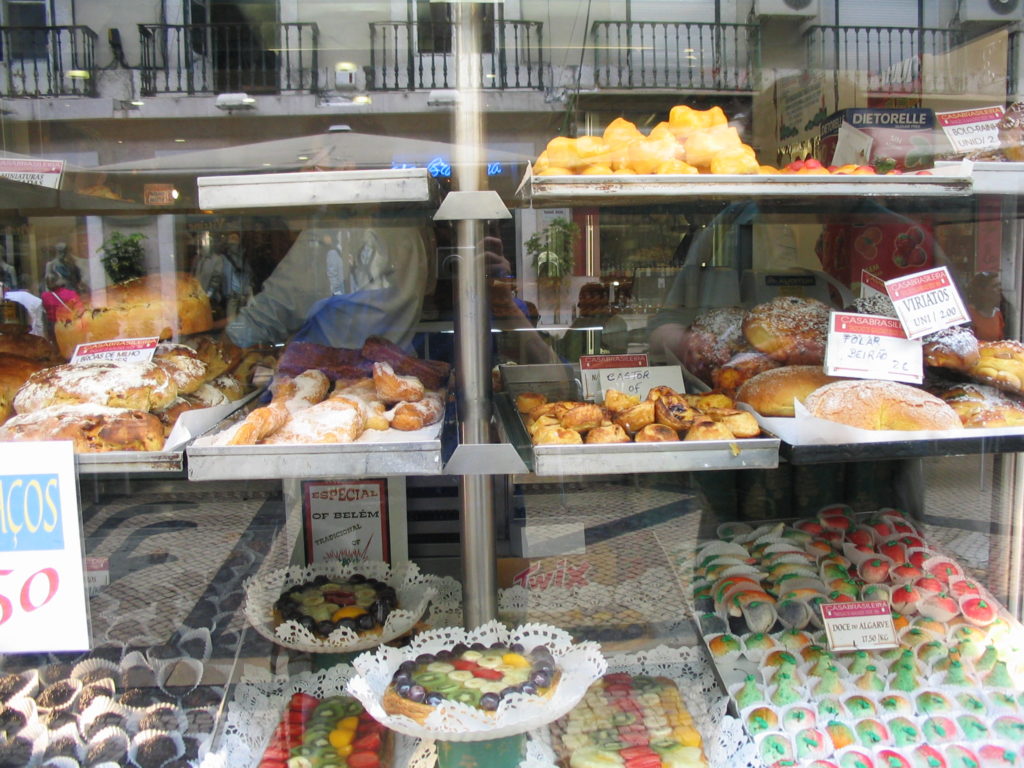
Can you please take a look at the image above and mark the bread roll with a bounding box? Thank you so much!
[52,273,213,359]
[922,326,979,372]
[736,365,844,417]
[0,404,164,452]
[804,380,963,431]
[13,360,177,414]
[711,350,782,398]
[153,342,207,394]
[930,381,1024,428]
[0,331,61,362]
[0,354,49,426]
[743,296,830,365]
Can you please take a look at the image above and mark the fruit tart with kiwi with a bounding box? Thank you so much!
[273,573,398,640]
[381,642,561,724]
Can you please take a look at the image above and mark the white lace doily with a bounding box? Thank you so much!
[345,620,607,742]
[243,560,437,653]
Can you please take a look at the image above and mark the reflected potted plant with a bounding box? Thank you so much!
[99,231,147,284]
[526,217,579,322]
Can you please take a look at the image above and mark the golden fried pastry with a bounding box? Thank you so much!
[604,388,640,412]
[968,340,1024,396]
[654,394,697,431]
[373,361,425,404]
[390,392,444,431]
[528,414,560,437]
[743,296,830,365]
[922,326,980,372]
[646,385,681,402]
[634,423,679,442]
[614,400,655,433]
[516,391,548,413]
[685,416,736,441]
[695,392,734,411]
[705,407,761,438]
[528,400,579,425]
[585,424,631,444]
[561,403,604,432]
[533,425,584,444]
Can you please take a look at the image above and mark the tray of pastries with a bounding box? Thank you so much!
[187,337,451,480]
[495,363,779,476]
[0,328,266,473]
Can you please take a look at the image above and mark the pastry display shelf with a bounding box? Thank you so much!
[515,164,973,207]
[935,160,1024,195]
[495,363,780,477]
[76,448,187,474]
[780,431,1024,465]
[197,168,439,210]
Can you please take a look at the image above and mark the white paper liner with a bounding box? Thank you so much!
[345,621,606,742]
[242,560,438,653]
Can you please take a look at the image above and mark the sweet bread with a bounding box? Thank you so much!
[684,416,736,441]
[930,381,1024,428]
[373,361,425,404]
[13,360,177,414]
[654,394,698,431]
[585,423,631,443]
[333,379,389,431]
[968,340,1024,396]
[685,307,748,384]
[153,343,208,395]
[922,326,980,372]
[805,380,964,431]
[389,392,444,431]
[743,296,830,365]
[634,423,678,442]
[226,402,290,445]
[361,335,451,391]
[0,354,48,426]
[711,351,782,398]
[263,397,366,444]
[0,331,61,362]
[736,365,844,417]
[153,397,198,436]
[192,335,238,381]
[207,373,247,401]
[0,404,164,452]
[227,369,329,444]
[516,391,548,413]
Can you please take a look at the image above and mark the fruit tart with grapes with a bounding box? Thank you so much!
[381,642,561,724]
[273,573,398,640]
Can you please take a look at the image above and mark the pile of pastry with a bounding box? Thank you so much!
[0,335,260,452]
[516,386,760,445]
[216,342,448,444]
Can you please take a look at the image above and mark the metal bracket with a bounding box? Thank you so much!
[433,190,511,221]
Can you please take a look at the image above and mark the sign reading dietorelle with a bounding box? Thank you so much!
[825,311,923,384]
[0,442,90,653]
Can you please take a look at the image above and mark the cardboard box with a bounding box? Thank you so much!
[819,108,936,171]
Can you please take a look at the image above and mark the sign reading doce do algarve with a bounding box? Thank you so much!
[0,442,90,653]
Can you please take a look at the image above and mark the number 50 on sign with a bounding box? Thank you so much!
[0,442,91,653]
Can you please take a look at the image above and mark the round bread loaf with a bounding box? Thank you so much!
[0,331,62,362]
[0,354,49,425]
[743,296,830,365]
[804,380,963,431]
[0,404,164,452]
[52,273,213,359]
[685,306,749,383]
[153,343,208,394]
[736,365,844,417]
[922,326,979,372]
[13,360,177,414]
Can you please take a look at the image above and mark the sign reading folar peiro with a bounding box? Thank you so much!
[0,442,90,653]
[303,480,389,564]
[825,311,923,384]
[821,600,898,653]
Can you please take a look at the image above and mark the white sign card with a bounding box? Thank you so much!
[71,336,160,364]
[0,157,65,189]
[598,366,686,400]
[303,479,389,564]
[825,311,923,384]
[0,441,91,652]
[821,600,899,652]
[935,106,1004,155]
[885,267,970,339]
[859,270,888,299]
[579,354,649,400]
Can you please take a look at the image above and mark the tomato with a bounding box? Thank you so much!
[347,751,381,768]
[352,732,382,752]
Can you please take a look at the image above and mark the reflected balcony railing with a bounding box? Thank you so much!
[368,20,544,90]
[0,25,97,97]
[591,21,760,91]
[805,25,965,94]
[138,22,319,95]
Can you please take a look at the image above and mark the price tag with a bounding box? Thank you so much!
[0,442,90,653]
[885,267,969,339]
[597,366,685,401]
[579,354,649,400]
[821,600,899,652]
[936,106,1004,155]
[859,270,888,299]
[71,336,160,364]
[825,312,923,384]
[84,557,109,595]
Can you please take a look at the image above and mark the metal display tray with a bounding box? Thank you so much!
[516,164,973,206]
[496,364,780,476]
[186,398,446,481]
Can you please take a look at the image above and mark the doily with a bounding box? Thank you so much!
[242,560,437,653]
[345,620,607,742]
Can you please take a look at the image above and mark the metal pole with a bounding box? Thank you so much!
[452,1,497,628]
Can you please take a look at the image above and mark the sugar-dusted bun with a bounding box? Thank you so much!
[0,331,62,362]
[804,380,964,431]
[153,342,207,394]
[967,339,1024,396]
[13,360,177,414]
[736,365,844,417]
[52,273,213,359]
[743,296,830,365]
[922,326,980,372]
[685,306,749,383]
[0,404,164,452]
[930,381,1024,428]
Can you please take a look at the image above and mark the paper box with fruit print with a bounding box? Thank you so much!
[819,108,936,172]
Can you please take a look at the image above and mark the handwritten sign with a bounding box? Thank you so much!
[303,480,389,564]
[71,337,160,364]
[825,312,923,384]
[936,106,1004,155]
[598,365,685,400]
[821,600,899,652]
[885,267,969,339]
[0,442,90,653]
[579,354,648,400]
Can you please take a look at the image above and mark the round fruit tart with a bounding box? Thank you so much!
[273,573,397,639]
[381,642,561,724]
